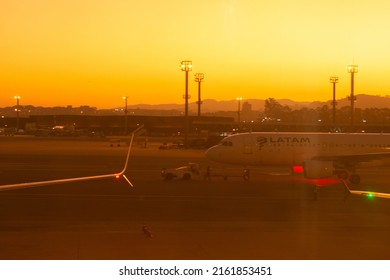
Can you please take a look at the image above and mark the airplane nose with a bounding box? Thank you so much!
[205,146,220,162]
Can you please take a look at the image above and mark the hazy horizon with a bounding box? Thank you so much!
[3,94,390,112]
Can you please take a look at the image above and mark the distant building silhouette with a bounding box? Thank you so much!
[242,102,252,112]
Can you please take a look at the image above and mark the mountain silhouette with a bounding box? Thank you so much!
[127,94,390,112]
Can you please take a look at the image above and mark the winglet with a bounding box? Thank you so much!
[0,125,144,192]
[341,179,351,202]
[118,124,145,176]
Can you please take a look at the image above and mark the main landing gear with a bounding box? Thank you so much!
[335,170,361,185]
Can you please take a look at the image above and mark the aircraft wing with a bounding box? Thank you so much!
[348,189,390,199]
[340,179,390,200]
[312,151,390,163]
[0,125,144,192]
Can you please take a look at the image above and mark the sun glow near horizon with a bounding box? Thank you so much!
[2,0,390,108]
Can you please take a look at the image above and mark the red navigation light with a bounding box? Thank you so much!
[292,165,304,173]
[115,175,120,179]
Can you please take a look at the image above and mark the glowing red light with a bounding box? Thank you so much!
[292,165,304,173]
[115,175,120,179]
[311,178,339,186]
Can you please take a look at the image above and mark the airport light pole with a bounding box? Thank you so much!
[236,97,242,124]
[347,65,358,131]
[181,60,192,148]
[123,96,128,135]
[14,95,20,133]
[329,76,338,125]
[194,73,204,117]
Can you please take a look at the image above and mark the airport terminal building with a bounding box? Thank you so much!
[3,113,390,138]
[1,114,235,138]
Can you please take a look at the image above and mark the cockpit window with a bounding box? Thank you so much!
[221,141,233,147]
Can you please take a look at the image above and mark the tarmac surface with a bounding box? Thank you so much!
[1,136,390,260]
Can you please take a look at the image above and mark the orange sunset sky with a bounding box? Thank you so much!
[2,0,390,108]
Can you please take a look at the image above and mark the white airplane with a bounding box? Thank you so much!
[205,132,390,199]
[0,125,144,192]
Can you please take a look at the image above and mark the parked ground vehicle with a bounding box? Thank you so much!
[161,163,250,181]
[204,167,250,181]
[161,163,201,180]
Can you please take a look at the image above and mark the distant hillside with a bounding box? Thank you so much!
[335,94,390,109]
[127,94,390,113]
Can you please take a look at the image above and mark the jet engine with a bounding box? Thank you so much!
[303,160,334,179]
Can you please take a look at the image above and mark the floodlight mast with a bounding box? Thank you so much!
[123,96,128,135]
[236,97,243,124]
[329,76,339,125]
[181,60,192,148]
[194,73,204,117]
[14,96,21,133]
[347,65,358,131]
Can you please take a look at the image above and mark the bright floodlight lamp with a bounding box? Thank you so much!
[347,65,358,73]
[330,77,339,125]
[122,95,128,108]
[122,95,128,111]
[194,73,204,82]
[347,65,358,131]
[181,60,192,148]
[181,60,192,72]
[194,73,204,117]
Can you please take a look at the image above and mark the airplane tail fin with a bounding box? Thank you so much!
[0,125,144,192]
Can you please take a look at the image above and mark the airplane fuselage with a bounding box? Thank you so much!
[205,132,390,166]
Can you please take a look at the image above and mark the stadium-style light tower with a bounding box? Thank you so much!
[236,97,243,124]
[14,96,21,133]
[347,65,358,131]
[194,73,204,117]
[123,96,128,135]
[329,76,339,125]
[181,60,192,148]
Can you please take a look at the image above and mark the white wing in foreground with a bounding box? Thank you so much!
[0,125,144,192]
[348,190,390,199]
[341,179,390,200]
